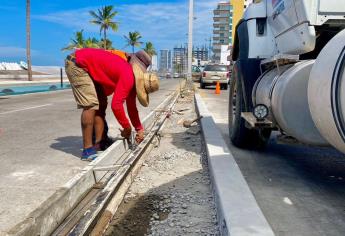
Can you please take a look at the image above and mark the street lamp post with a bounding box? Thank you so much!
[187,0,194,80]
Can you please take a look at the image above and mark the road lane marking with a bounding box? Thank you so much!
[283,197,293,205]
[0,104,52,115]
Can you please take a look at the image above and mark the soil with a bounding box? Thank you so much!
[105,87,219,236]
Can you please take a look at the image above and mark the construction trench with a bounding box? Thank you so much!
[103,85,219,236]
[54,84,219,236]
[21,82,220,236]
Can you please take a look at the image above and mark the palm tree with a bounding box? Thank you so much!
[124,31,143,53]
[26,0,32,81]
[62,30,86,51]
[98,39,113,49]
[89,6,118,49]
[84,37,100,48]
[143,42,156,56]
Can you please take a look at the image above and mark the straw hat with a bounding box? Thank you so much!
[128,50,152,72]
[132,63,159,107]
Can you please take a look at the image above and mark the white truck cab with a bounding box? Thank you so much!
[229,0,345,154]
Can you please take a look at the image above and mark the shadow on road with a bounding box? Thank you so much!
[50,136,82,158]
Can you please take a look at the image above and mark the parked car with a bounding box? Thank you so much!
[200,64,229,90]
[166,72,172,79]
[173,72,179,78]
[192,65,202,82]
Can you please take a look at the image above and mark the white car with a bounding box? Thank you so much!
[200,64,229,89]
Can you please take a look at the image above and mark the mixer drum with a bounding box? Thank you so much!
[308,29,345,153]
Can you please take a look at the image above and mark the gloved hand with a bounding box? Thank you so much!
[120,127,132,139]
[135,129,145,144]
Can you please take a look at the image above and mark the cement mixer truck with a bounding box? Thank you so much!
[229,0,345,153]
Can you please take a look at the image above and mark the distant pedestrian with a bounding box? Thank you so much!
[65,48,158,161]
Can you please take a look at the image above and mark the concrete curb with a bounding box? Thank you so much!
[7,89,180,236]
[194,92,275,236]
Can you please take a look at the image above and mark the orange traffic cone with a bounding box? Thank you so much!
[215,81,221,95]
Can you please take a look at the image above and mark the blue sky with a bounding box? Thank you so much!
[0,0,218,66]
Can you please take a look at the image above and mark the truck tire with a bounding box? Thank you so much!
[228,74,271,148]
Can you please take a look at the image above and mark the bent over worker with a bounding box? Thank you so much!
[65,48,159,161]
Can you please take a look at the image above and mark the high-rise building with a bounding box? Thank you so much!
[193,46,209,62]
[212,2,232,63]
[159,49,172,72]
[151,55,158,71]
[173,46,209,73]
[173,46,187,74]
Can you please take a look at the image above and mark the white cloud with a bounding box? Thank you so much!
[33,0,219,50]
[0,46,38,58]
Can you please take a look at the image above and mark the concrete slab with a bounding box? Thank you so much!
[195,92,274,236]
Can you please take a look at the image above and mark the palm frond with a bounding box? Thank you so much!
[89,10,102,21]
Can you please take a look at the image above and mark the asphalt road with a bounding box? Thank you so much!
[0,78,180,233]
[198,83,345,236]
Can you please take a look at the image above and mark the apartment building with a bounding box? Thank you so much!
[212,2,232,63]
[159,49,172,73]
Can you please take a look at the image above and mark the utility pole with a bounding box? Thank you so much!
[187,0,193,80]
[26,0,33,81]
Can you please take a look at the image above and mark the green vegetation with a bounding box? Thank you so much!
[124,31,143,53]
[62,30,100,51]
[143,42,157,56]
[89,5,118,49]
[62,5,155,54]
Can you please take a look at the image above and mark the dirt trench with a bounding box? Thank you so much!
[105,87,219,236]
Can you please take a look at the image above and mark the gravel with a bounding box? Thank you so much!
[105,88,219,236]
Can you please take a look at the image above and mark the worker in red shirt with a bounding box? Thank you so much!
[65,48,159,161]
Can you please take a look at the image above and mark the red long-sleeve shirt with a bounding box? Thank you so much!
[75,48,143,131]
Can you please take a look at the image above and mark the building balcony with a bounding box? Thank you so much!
[214,14,231,18]
[215,5,231,11]
[213,28,228,32]
[213,27,229,31]
[213,22,229,27]
[213,16,230,21]
[213,35,230,40]
[214,8,231,12]
[213,40,231,45]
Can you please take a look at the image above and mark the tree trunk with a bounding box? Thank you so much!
[104,29,107,49]
[26,0,33,81]
[132,45,134,53]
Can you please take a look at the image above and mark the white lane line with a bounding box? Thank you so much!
[0,104,52,115]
